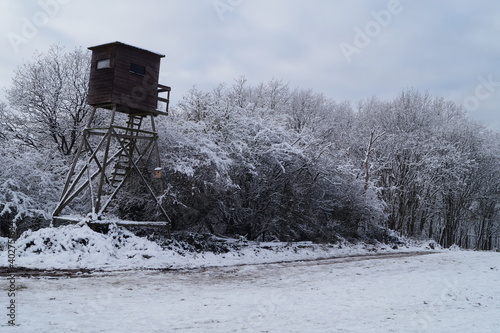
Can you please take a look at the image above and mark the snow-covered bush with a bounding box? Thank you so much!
[0,145,65,236]
[155,80,386,242]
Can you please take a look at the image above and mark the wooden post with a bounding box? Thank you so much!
[95,106,116,215]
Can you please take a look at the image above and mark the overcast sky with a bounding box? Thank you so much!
[1,0,499,131]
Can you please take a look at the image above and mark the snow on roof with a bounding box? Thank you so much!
[88,41,165,58]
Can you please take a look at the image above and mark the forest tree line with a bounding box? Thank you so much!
[1,46,499,249]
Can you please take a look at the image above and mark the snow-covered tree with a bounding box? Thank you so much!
[0,145,64,236]
[1,48,499,248]
[1,45,94,155]
[155,80,387,241]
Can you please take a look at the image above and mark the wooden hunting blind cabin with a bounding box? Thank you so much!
[52,42,171,231]
[87,42,170,115]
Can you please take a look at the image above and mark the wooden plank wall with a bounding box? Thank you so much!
[112,45,161,113]
[87,45,115,106]
[87,43,162,114]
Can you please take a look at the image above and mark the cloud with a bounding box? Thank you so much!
[0,0,499,130]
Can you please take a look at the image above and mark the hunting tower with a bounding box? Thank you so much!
[52,42,171,228]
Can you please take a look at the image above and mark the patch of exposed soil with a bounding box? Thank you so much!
[0,251,436,279]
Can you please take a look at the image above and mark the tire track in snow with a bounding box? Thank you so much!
[0,251,438,278]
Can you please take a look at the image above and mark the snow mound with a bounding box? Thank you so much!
[18,223,160,255]
[0,224,441,271]
[13,223,166,270]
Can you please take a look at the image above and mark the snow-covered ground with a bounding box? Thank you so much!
[0,223,437,271]
[1,225,499,332]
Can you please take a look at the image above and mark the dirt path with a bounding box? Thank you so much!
[4,251,496,332]
[0,251,436,278]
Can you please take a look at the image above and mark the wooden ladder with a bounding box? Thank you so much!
[110,115,144,187]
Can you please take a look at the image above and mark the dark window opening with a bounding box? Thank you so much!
[130,63,146,75]
[97,58,111,69]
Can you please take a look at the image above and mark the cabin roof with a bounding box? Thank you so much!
[88,41,165,58]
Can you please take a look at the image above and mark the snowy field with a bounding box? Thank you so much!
[1,225,499,332]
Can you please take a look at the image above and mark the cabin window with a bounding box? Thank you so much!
[130,63,146,76]
[97,58,111,69]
